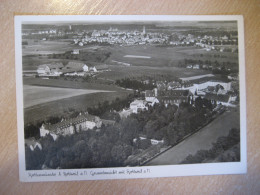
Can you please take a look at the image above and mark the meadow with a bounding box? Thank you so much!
[107,45,238,67]
[23,85,114,108]
[24,88,131,124]
[22,40,78,56]
[97,65,210,81]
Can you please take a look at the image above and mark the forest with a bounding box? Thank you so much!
[115,78,155,91]
[181,128,240,163]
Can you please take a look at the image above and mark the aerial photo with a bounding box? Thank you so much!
[22,20,241,170]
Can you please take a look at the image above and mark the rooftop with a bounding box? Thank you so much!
[43,113,97,133]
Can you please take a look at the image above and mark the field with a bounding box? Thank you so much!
[22,40,79,56]
[23,77,131,124]
[23,85,114,108]
[22,40,238,72]
[97,65,210,81]
[24,88,131,124]
[23,77,123,91]
[107,45,238,67]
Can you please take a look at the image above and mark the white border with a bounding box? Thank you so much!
[15,15,246,182]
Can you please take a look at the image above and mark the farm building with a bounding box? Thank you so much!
[37,63,64,76]
[71,49,80,54]
[62,62,89,73]
[40,113,102,141]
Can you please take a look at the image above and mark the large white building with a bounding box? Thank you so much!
[193,81,231,91]
[181,78,232,95]
[40,114,102,141]
[130,100,148,114]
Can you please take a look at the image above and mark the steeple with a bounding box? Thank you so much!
[143,26,146,34]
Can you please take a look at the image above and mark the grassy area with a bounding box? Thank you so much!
[23,85,115,108]
[107,45,238,67]
[24,90,131,124]
[97,65,210,81]
[22,40,78,56]
[23,77,121,91]
[23,77,131,124]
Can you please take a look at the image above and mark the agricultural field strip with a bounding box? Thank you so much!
[124,55,151,59]
[180,74,215,81]
[23,85,114,108]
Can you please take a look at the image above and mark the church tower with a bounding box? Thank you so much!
[143,26,146,34]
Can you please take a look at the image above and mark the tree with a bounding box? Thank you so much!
[137,138,151,150]
[195,96,203,111]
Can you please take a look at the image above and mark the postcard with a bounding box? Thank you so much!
[15,15,246,182]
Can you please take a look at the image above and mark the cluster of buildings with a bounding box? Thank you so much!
[119,74,237,120]
[36,61,100,77]
[147,74,237,107]
[40,113,102,141]
[170,33,238,52]
[74,26,169,46]
[22,24,238,53]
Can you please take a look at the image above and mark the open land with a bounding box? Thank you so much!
[107,45,238,66]
[23,77,122,90]
[23,85,114,108]
[23,78,131,124]
[22,40,79,56]
[22,42,238,71]
[146,108,240,165]
[24,89,131,124]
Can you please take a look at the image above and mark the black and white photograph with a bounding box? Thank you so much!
[15,15,246,182]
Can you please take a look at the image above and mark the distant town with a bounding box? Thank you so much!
[22,21,240,170]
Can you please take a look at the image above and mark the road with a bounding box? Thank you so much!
[146,108,240,165]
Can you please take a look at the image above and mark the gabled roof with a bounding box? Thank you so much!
[38,63,64,70]
[64,62,86,70]
[158,89,190,97]
[130,100,146,106]
[43,113,97,133]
